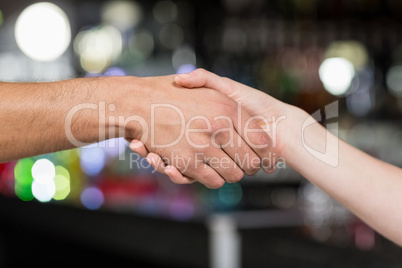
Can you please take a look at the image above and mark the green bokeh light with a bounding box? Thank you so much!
[218,183,243,206]
[15,184,34,201]
[14,158,35,201]
[53,149,78,164]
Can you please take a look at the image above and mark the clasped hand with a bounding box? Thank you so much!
[123,71,283,188]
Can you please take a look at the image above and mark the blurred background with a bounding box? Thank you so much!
[1,0,402,267]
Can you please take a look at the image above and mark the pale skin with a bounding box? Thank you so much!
[131,68,402,246]
[0,75,274,189]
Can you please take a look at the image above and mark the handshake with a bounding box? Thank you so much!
[5,66,400,245]
[112,68,297,189]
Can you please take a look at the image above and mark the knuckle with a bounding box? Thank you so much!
[185,160,196,171]
[201,168,225,189]
[210,120,224,133]
[213,129,229,144]
[176,157,194,172]
[221,77,232,83]
[196,68,207,75]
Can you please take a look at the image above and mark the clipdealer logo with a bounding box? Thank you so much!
[63,101,286,171]
[301,101,339,167]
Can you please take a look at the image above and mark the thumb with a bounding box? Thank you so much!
[175,68,235,96]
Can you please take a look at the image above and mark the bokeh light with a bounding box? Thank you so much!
[31,159,56,184]
[32,179,56,202]
[104,67,126,77]
[176,64,197,74]
[271,187,296,209]
[222,26,247,53]
[79,147,106,177]
[14,158,35,201]
[53,166,70,200]
[15,2,71,62]
[159,24,183,50]
[81,187,104,210]
[218,183,242,206]
[172,45,196,71]
[386,65,402,97]
[74,25,122,73]
[100,137,128,159]
[319,57,355,96]
[101,0,142,31]
[222,0,251,14]
[169,197,194,221]
[346,68,374,116]
[128,30,155,60]
[0,53,24,82]
[30,159,57,202]
[301,182,350,242]
[324,41,369,70]
[53,149,78,165]
[153,1,178,24]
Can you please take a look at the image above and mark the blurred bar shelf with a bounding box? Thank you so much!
[1,195,401,267]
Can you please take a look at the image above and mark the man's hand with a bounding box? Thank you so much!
[120,75,273,188]
[0,73,272,188]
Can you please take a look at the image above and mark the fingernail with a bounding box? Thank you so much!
[164,165,174,173]
[164,167,174,178]
[129,140,140,149]
[264,166,276,174]
[177,73,192,79]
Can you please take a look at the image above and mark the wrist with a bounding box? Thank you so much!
[105,76,149,140]
[63,76,140,145]
[279,105,333,172]
[274,105,311,166]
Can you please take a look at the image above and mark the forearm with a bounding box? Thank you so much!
[284,107,402,245]
[0,77,124,162]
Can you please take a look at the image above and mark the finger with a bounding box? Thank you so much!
[179,161,226,189]
[147,153,198,183]
[129,139,149,158]
[165,165,196,184]
[266,165,277,173]
[235,107,277,172]
[203,150,245,184]
[176,69,263,106]
[146,153,167,174]
[254,119,278,173]
[214,130,261,175]
[175,69,234,95]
